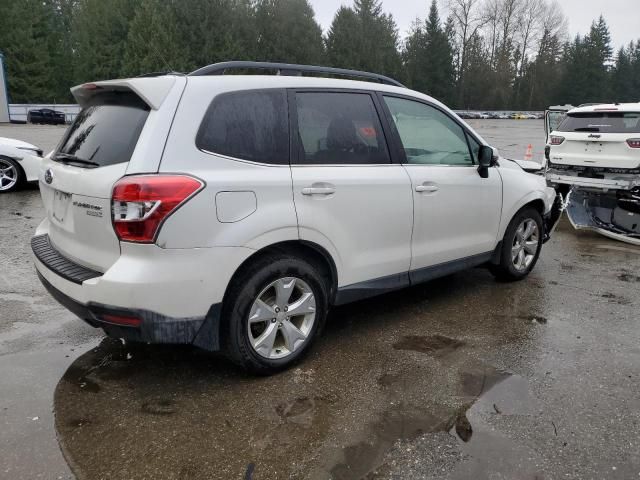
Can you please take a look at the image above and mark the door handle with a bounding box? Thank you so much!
[415,184,439,193]
[302,186,336,196]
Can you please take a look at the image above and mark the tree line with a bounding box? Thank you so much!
[0,0,638,110]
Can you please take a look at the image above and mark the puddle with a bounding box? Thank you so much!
[330,365,529,479]
[448,374,544,479]
[595,244,640,255]
[142,399,178,416]
[618,272,640,283]
[393,335,465,357]
[601,292,631,305]
[275,395,333,426]
[494,313,548,325]
[330,404,453,480]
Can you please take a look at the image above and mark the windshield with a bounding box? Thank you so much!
[558,112,640,134]
[55,91,150,167]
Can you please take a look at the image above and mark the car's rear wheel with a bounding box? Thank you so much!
[0,157,23,193]
[490,207,543,281]
[223,253,328,375]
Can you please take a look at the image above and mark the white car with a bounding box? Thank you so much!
[0,137,43,192]
[32,62,556,373]
[546,103,640,245]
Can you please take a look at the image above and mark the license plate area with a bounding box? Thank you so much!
[52,190,72,224]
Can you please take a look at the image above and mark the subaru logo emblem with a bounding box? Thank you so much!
[44,169,53,184]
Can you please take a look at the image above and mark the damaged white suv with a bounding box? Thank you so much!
[546,103,640,244]
[32,62,556,373]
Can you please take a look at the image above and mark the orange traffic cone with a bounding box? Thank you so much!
[524,144,533,161]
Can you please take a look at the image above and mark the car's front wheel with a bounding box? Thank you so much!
[0,156,24,193]
[490,207,543,281]
[223,253,328,374]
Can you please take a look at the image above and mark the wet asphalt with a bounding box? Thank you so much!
[1,122,639,480]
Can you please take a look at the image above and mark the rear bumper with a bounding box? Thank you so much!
[32,225,255,350]
[37,271,222,350]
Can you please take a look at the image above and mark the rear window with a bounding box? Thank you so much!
[56,91,150,167]
[196,90,289,165]
[558,112,640,133]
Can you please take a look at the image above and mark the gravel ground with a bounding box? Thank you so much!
[1,121,639,480]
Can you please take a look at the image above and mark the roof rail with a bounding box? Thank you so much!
[188,61,405,88]
[136,71,185,78]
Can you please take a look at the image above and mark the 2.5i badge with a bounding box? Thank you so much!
[73,200,103,218]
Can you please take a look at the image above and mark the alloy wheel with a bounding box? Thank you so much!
[511,219,539,271]
[247,277,316,360]
[0,158,18,191]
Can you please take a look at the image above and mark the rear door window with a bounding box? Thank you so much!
[558,112,640,133]
[56,91,150,167]
[196,90,289,165]
[294,92,390,165]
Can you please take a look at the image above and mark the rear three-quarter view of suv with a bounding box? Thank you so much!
[32,62,556,374]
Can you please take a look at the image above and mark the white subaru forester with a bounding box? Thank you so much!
[32,62,556,373]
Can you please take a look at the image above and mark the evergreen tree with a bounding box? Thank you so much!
[255,0,324,64]
[71,0,136,82]
[325,7,361,71]
[122,0,190,76]
[460,33,492,108]
[611,45,634,102]
[403,1,456,104]
[173,0,258,70]
[326,0,402,80]
[0,0,57,102]
[582,15,613,101]
[517,26,563,109]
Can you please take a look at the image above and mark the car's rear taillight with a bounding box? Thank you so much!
[627,139,640,149]
[99,313,142,327]
[550,135,565,146]
[112,175,204,243]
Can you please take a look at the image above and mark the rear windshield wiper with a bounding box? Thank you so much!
[574,127,600,132]
[52,153,99,168]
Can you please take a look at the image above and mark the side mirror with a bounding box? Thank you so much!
[477,145,495,178]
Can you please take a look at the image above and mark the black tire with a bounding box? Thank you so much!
[222,253,329,375]
[0,156,25,193]
[490,207,543,281]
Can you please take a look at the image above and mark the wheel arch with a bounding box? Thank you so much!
[222,240,339,309]
[499,192,547,239]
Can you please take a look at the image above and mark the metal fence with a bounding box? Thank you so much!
[8,104,81,124]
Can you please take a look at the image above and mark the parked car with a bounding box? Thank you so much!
[32,61,556,374]
[545,102,640,245]
[0,137,43,192]
[27,108,66,125]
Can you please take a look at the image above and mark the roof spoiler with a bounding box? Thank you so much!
[71,76,178,110]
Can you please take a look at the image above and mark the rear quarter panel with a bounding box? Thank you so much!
[156,78,300,254]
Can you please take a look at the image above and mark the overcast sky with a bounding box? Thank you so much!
[309,0,638,50]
